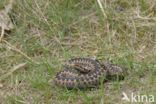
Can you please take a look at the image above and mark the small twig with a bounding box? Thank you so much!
[0,62,27,81]
[2,40,40,64]
[0,27,5,42]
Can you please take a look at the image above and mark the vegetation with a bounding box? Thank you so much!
[0,0,156,103]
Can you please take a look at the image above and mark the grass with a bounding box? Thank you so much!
[0,0,156,103]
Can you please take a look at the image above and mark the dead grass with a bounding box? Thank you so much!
[0,0,156,103]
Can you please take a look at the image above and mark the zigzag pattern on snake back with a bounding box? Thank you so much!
[54,58,124,89]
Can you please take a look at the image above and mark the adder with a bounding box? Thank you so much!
[54,58,126,89]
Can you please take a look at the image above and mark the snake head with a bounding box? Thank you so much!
[99,61,127,80]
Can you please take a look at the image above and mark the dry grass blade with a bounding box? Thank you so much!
[69,12,96,27]
[96,0,107,19]
[2,40,40,64]
[0,62,27,81]
[0,27,4,42]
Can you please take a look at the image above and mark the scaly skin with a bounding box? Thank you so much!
[54,58,124,89]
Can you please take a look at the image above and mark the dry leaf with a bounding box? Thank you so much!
[0,2,14,30]
[0,0,14,42]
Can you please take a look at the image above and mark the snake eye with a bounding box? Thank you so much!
[90,76,94,80]
[83,81,87,85]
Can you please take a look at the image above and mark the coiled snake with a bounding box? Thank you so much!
[54,58,125,89]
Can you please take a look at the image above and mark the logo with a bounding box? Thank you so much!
[122,92,155,103]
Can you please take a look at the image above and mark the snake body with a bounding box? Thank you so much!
[54,58,124,89]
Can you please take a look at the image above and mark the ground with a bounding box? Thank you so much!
[0,0,156,104]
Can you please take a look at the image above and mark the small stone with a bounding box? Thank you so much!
[0,83,3,88]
